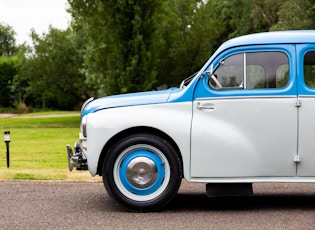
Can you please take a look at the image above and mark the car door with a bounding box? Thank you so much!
[297,44,315,176]
[191,46,298,178]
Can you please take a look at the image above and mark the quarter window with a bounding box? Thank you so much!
[210,52,289,90]
[304,51,315,88]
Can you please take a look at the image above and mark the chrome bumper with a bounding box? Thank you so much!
[67,142,88,171]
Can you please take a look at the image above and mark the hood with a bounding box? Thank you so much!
[82,88,178,117]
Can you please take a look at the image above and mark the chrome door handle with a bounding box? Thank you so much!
[196,102,215,110]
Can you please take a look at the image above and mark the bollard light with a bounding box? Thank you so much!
[4,131,10,143]
[4,131,10,168]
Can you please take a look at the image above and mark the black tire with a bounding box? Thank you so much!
[102,133,182,212]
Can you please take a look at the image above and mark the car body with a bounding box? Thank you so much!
[67,30,315,211]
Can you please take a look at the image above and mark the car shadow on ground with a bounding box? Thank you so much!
[93,192,315,213]
[166,193,315,212]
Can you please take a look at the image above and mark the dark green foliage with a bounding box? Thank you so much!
[0,56,18,107]
[0,23,18,108]
[0,23,16,56]
[18,28,88,110]
[271,0,315,30]
[68,0,161,96]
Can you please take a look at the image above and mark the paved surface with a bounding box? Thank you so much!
[1,180,315,229]
[0,114,17,118]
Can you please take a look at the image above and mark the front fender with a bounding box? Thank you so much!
[85,102,192,177]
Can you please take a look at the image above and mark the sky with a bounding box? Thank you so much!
[0,0,71,45]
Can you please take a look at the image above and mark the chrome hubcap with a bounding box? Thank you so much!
[126,156,158,188]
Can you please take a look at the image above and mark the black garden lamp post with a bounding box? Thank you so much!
[4,131,10,168]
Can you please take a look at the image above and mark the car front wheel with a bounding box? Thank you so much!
[102,133,182,212]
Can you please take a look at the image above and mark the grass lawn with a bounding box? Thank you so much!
[0,112,101,181]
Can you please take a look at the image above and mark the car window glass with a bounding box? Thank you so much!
[210,52,289,90]
[246,65,264,89]
[304,51,315,88]
[276,64,289,88]
[212,54,243,88]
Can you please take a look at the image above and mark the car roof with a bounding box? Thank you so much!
[217,30,315,53]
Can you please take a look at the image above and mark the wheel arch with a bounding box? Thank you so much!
[97,126,183,176]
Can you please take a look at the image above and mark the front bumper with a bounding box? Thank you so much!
[67,142,88,171]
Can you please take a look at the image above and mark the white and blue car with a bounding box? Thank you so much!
[67,30,315,211]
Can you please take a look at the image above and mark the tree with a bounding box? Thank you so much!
[0,56,18,107]
[271,0,315,30]
[154,0,203,87]
[0,23,18,108]
[18,27,87,110]
[68,0,162,96]
[250,0,286,32]
[0,23,17,56]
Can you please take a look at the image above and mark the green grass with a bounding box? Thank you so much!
[0,116,80,128]
[18,111,80,116]
[0,112,100,181]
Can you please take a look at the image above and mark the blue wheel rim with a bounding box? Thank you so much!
[119,150,165,196]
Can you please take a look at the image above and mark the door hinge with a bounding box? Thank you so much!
[294,155,301,163]
[295,99,302,107]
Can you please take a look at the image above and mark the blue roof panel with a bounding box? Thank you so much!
[218,30,315,54]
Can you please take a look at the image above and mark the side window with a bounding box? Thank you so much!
[304,51,315,88]
[210,52,289,90]
[211,54,243,88]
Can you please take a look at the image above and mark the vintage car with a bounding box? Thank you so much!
[67,30,315,211]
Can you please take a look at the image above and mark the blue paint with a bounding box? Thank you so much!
[82,88,179,117]
[119,150,165,196]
